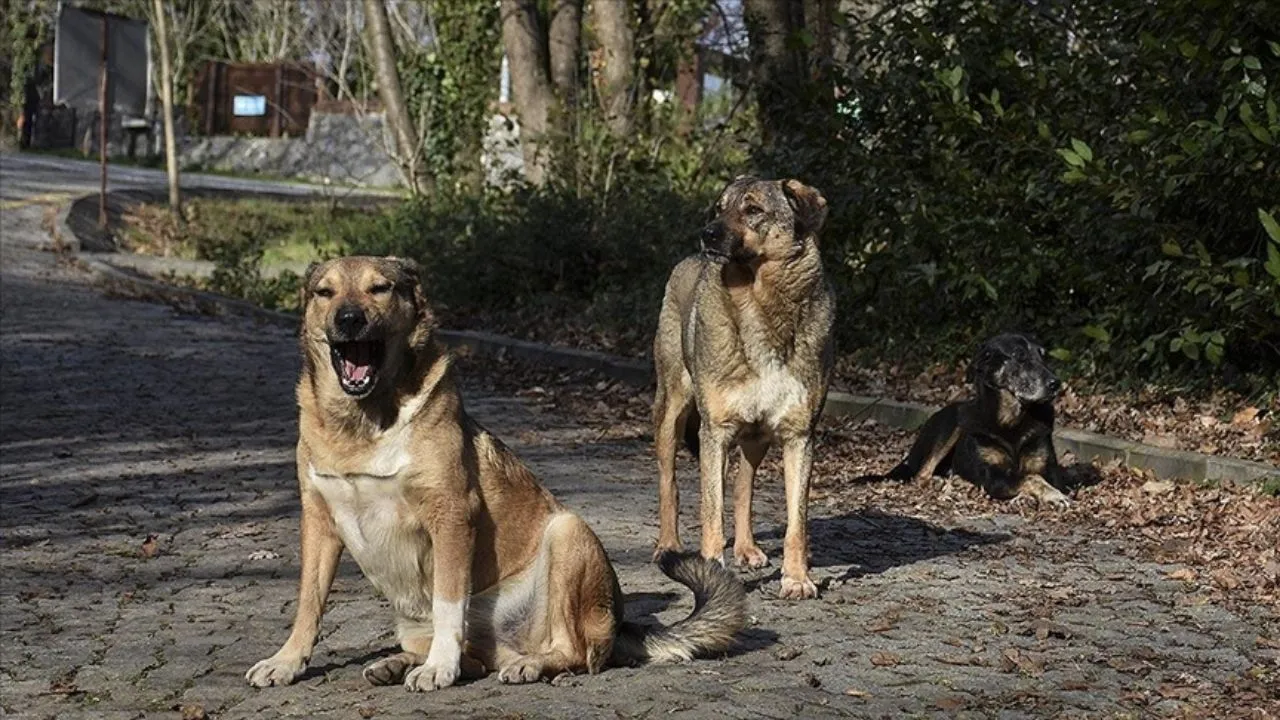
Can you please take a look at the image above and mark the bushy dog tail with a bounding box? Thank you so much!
[611,551,746,665]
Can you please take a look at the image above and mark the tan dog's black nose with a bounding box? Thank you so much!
[335,304,367,338]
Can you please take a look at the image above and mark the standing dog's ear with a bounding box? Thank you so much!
[781,179,829,240]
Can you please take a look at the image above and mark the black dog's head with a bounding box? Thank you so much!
[700,176,828,264]
[967,333,1061,404]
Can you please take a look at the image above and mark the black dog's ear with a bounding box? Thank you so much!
[966,345,999,385]
[781,179,829,239]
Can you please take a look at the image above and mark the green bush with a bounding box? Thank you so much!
[773,0,1279,394]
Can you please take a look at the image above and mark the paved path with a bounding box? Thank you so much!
[1,167,1276,718]
[1,152,392,211]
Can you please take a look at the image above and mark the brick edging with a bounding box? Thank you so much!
[60,200,1278,488]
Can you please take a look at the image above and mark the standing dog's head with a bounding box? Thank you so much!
[299,256,430,399]
[967,333,1061,404]
[700,177,828,264]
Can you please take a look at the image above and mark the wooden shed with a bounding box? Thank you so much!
[189,61,317,137]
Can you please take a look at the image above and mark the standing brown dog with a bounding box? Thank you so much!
[652,177,835,600]
[245,256,745,692]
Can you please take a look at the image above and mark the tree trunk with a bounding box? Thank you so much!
[151,0,182,219]
[591,0,635,138]
[362,0,430,194]
[548,0,581,113]
[742,0,805,150]
[500,0,553,185]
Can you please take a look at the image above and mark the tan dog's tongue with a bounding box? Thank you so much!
[344,360,370,381]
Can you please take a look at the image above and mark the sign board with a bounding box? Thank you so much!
[53,6,151,118]
[232,95,267,117]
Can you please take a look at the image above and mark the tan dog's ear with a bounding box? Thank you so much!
[299,261,322,307]
[781,179,829,239]
[387,256,432,327]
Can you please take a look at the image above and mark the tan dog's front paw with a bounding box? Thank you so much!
[404,659,460,692]
[245,652,307,687]
[733,544,769,569]
[779,575,818,600]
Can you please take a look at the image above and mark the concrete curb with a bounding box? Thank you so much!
[59,199,1278,489]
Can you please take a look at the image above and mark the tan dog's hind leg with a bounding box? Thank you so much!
[498,514,615,684]
[246,466,344,688]
[779,436,817,599]
[732,440,769,569]
[654,385,692,557]
[698,424,732,565]
[1016,474,1070,508]
[366,621,487,686]
[364,623,431,686]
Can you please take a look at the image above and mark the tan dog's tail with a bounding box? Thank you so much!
[611,551,746,664]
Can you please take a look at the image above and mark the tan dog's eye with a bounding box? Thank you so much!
[314,287,335,299]
[744,205,764,217]
[369,282,393,295]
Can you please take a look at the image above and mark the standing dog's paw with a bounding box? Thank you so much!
[245,652,307,687]
[733,544,769,570]
[403,659,460,692]
[652,541,683,562]
[779,575,819,600]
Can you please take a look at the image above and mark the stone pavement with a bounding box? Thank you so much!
[1,198,1277,719]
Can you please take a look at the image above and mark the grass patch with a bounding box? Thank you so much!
[119,197,376,267]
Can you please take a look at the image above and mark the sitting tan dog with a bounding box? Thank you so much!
[246,256,745,692]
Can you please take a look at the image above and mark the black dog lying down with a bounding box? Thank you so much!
[888,333,1070,506]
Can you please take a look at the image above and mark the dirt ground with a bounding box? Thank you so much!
[1,202,1278,719]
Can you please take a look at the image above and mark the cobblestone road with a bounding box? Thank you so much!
[1,195,1276,719]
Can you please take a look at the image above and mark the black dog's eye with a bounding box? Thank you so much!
[369,282,393,295]
[314,287,335,299]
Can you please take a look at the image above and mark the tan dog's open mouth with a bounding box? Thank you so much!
[330,340,385,396]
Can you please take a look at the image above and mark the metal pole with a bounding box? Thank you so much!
[98,14,109,230]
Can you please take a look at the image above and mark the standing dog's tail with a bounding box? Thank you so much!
[611,551,746,665]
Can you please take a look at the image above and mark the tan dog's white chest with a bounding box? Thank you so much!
[307,432,432,620]
[724,304,808,429]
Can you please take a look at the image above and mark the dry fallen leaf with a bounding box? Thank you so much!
[178,705,207,720]
[1231,407,1260,426]
[1000,648,1045,676]
[844,688,869,698]
[1141,479,1176,496]
[357,705,377,719]
[935,696,968,711]
[141,534,160,559]
[1166,567,1198,582]
[869,652,901,667]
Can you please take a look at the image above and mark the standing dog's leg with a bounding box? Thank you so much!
[654,384,692,557]
[698,422,733,565]
[732,440,769,569]
[779,436,817,599]
[246,455,344,687]
[405,493,476,692]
